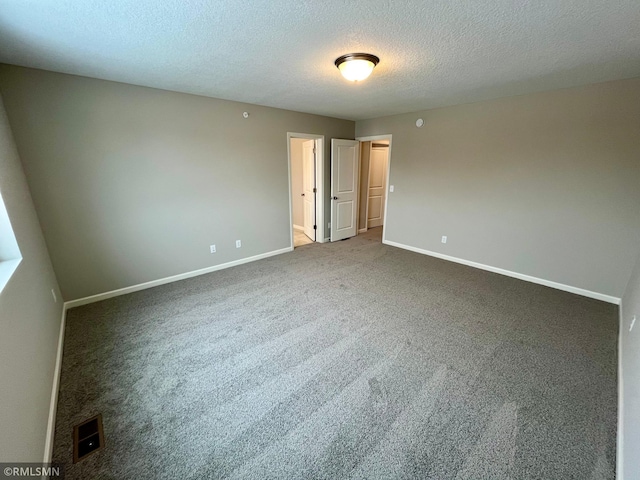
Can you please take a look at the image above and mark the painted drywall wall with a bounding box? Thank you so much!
[357,77,640,298]
[0,65,354,301]
[290,138,304,228]
[0,93,63,461]
[620,249,640,479]
[358,142,370,231]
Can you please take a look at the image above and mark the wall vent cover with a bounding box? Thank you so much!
[73,414,104,463]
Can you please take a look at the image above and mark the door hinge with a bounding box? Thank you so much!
[313,225,317,230]
[313,187,317,193]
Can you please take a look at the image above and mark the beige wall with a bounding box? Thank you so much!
[0,93,63,461]
[356,77,640,298]
[0,65,354,301]
[621,250,640,479]
[290,138,305,227]
[1,61,637,472]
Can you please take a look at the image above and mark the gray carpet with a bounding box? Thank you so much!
[52,228,618,479]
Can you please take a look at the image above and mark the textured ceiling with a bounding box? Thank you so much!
[1,1,639,120]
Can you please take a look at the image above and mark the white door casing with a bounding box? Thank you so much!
[302,140,316,241]
[288,133,325,247]
[355,134,392,244]
[367,145,388,228]
[330,139,360,242]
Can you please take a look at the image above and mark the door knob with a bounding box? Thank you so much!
[333,196,338,200]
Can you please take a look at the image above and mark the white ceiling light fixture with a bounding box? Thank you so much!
[335,53,380,82]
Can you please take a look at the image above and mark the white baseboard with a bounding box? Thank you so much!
[293,224,304,232]
[383,239,621,305]
[43,305,67,463]
[617,308,624,480]
[43,246,292,461]
[358,228,367,233]
[40,239,621,464]
[65,247,293,309]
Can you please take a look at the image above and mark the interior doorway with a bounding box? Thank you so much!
[287,133,325,248]
[355,135,392,243]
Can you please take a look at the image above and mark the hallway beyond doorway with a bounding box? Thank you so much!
[293,229,313,247]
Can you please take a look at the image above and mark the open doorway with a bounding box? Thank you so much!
[291,138,315,247]
[288,133,325,248]
[355,135,392,243]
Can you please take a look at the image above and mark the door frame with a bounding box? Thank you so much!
[355,134,392,243]
[359,141,371,234]
[287,132,325,248]
[366,143,388,230]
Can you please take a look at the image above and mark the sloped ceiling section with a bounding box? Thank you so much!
[0,0,639,120]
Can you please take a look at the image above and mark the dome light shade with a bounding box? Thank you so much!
[335,53,380,82]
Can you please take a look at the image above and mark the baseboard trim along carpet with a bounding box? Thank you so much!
[383,239,621,305]
[52,228,618,478]
[65,247,294,309]
[44,305,67,464]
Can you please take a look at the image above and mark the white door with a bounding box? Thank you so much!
[302,140,316,241]
[367,145,388,228]
[330,139,360,242]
